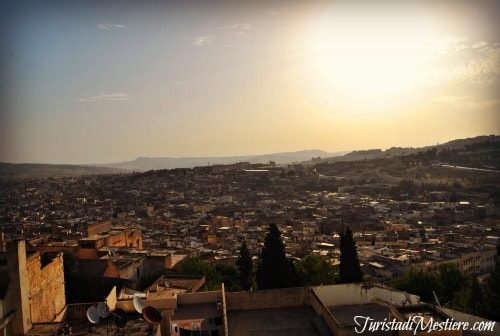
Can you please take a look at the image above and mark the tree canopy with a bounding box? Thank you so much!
[236,240,255,290]
[338,226,363,283]
[295,253,337,286]
[256,223,294,289]
[484,243,500,321]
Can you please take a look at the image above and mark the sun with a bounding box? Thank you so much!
[309,3,437,99]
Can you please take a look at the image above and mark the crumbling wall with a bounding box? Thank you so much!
[26,252,66,323]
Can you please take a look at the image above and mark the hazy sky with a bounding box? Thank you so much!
[1,0,499,164]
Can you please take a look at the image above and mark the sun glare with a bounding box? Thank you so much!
[310,3,437,99]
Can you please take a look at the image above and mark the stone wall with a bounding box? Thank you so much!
[26,252,66,323]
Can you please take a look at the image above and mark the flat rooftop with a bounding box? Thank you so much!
[227,306,322,336]
[329,303,391,327]
[145,275,205,300]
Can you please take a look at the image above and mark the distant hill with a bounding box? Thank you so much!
[96,149,348,171]
[0,163,129,180]
[316,135,500,165]
[2,135,497,178]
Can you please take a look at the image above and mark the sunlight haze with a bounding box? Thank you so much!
[1,0,499,164]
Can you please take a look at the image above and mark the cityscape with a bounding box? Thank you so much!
[1,135,499,335]
[2,0,500,335]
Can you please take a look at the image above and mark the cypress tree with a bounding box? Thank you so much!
[256,224,293,289]
[339,226,363,283]
[467,276,484,317]
[236,240,254,290]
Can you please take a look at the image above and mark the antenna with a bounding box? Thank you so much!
[142,306,162,325]
[433,291,441,307]
[97,302,109,318]
[133,294,145,314]
[112,308,127,328]
[86,306,100,324]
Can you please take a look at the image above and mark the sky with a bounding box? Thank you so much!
[1,0,499,164]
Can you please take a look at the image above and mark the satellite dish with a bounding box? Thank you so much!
[97,302,109,318]
[142,306,162,325]
[133,295,145,314]
[86,306,100,324]
[112,308,127,328]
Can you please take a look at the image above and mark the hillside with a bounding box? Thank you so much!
[311,135,500,193]
[95,149,346,171]
[315,135,500,166]
[0,163,129,180]
[1,135,497,179]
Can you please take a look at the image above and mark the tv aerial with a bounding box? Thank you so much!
[86,302,127,330]
[133,294,145,314]
[112,308,127,328]
[86,306,100,324]
[97,302,109,318]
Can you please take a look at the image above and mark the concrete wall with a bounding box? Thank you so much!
[306,288,343,336]
[177,291,222,306]
[87,220,113,237]
[102,258,145,283]
[440,307,496,336]
[144,255,172,276]
[225,287,309,311]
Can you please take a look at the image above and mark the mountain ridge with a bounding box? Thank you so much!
[94,149,348,171]
[1,135,497,178]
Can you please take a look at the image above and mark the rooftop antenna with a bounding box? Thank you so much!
[433,291,441,307]
[86,306,100,324]
[111,308,127,329]
[133,294,145,314]
[87,302,127,334]
[97,302,109,319]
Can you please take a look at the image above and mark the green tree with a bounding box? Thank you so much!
[256,224,294,289]
[436,263,469,305]
[214,264,241,292]
[338,226,363,283]
[467,276,485,317]
[391,269,440,302]
[236,241,255,291]
[175,255,221,291]
[295,253,337,286]
[484,244,500,321]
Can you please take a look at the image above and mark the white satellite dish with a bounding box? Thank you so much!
[133,295,145,314]
[86,306,100,324]
[97,302,109,318]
